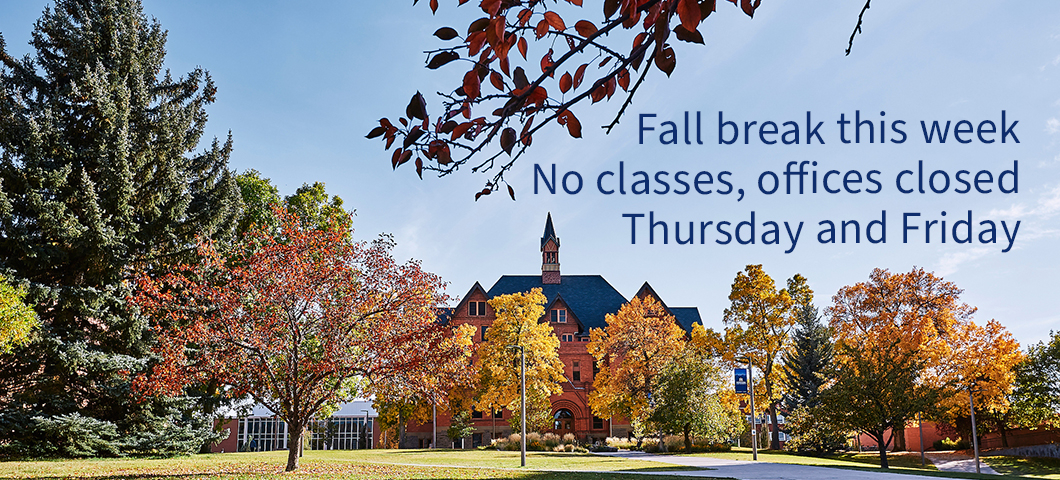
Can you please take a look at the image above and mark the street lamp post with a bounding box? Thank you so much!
[362,409,371,450]
[969,388,981,475]
[508,345,526,467]
[738,357,758,462]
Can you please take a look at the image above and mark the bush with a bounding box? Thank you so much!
[493,431,582,452]
[783,406,847,454]
[605,436,637,449]
[933,437,971,451]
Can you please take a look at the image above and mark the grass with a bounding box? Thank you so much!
[679,447,1060,479]
[338,448,702,472]
[0,449,722,480]
[983,455,1060,479]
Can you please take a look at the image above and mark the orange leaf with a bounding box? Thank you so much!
[535,19,549,38]
[559,72,573,93]
[573,63,588,89]
[675,0,702,32]
[517,37,528,60]
[575,20,598,37]
[544,11,566,31]
[463,69,481,99]
[617,68,630,91]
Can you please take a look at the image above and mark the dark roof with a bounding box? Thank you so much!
[541,212,560,249]
[486,275,625,332]
[670,307,702,333]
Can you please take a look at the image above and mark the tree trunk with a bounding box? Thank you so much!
[683,423,692,452]
[769,403,781,450]
[398,411,406,449]
[894,423,906,452]
[286,422,304,472]
[1000,422,1009,448]
[871,430,889,469]
[658,431,667,452]
[879,446,889,469]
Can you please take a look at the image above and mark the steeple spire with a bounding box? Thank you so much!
[541,213,560,284]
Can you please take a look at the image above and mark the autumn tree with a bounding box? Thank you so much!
[0,0,241,456]
[824,267,1021,467]
[0,277,37,354]
[588,295,685,443]
[369,0,767,198]
[477,288,565,433]
[722,265,811,450]
[133,208,472,471]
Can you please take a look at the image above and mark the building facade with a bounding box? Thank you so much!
[403,213,702,448]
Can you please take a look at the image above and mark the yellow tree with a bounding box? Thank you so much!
[936,319,1023,446]
[827,267,1021,454]
[477,289,565,432]
[722,265,812,450]
[0,277,37,354]
[587,296,685,442]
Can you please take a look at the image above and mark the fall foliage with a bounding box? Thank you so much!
[132,207,472,470]
[720,265,811,450]
[825,267,1023,467]
[0,277,37,354]
[477,289,566,432]
[587,295,685,439]
[369,0,764,198]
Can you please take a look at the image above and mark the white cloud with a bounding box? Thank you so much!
[936,247,992,277]
[1047,118,1060,134]
[988,184,1060,220]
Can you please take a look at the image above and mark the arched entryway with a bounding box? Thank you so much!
[552,408,575,436]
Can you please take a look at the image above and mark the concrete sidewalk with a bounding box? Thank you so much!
[925,452,998,475]
[598,450,951,480]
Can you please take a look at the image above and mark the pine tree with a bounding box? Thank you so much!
[0,0,240,456]
[781,304,833,411]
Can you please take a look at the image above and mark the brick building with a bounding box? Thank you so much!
[403,213,702,448]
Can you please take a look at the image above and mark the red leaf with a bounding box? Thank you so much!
[741,0,761,17]
[590,84,606,103]
[415,157,424,179]
[520,115,535,144]
[517,8,533,26]
[559,72,573,93]
[544,11,566,31]
[674,25,705,44]
[463,69,481,99]
[676,0,702,32]
[655,45,676,77]
[575,20,597,37]
[558,110,582,138]
[430,0,439,14]
[500,127,517,155]
[617,68,630,91]
[367,126,386,139]
[508,185,516,200]
[517,37,528,60]
[490,71,505,91]
[391,149,403,169]
[526,86,548,106]
[434,27,459,40]
[535,20,549,39]
[573,63,588,89]
[540,48,554,76]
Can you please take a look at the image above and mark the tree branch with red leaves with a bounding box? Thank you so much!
[367,0,763,200]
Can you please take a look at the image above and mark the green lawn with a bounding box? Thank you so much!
[680,447,1060,479]
[338,448,702,472]
[984,455,1060,479]
[0,449,720,480]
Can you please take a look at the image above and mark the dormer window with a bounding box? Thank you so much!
[550,309,567,323]
[468,301,487,316]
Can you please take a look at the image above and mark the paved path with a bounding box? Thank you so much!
[597,450,951,480]
[925,451,998,475]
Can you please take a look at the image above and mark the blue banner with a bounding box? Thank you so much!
[735,368,748,394]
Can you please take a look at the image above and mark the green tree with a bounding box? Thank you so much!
[286,181,351,234]
[722,266,811,450]
[477,289,565,433]
[0,277,37,354]
[1010,331,1060,428]
[648,351,740,452]
[235,169,282,237]
[0,0,239,456]
[781,304,833,411]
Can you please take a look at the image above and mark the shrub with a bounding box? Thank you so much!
[933,437,971,451]
[783,406,847,454]
[605,436,637,449]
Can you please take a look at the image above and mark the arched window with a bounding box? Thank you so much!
[553,408,574,431]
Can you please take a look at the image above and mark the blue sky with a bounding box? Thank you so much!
[3,1,1059,346]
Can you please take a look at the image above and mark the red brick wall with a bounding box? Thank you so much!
[211,419,239,453]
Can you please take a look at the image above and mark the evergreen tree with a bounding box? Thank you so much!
[781,304,833,411]
[0,0,240,456]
